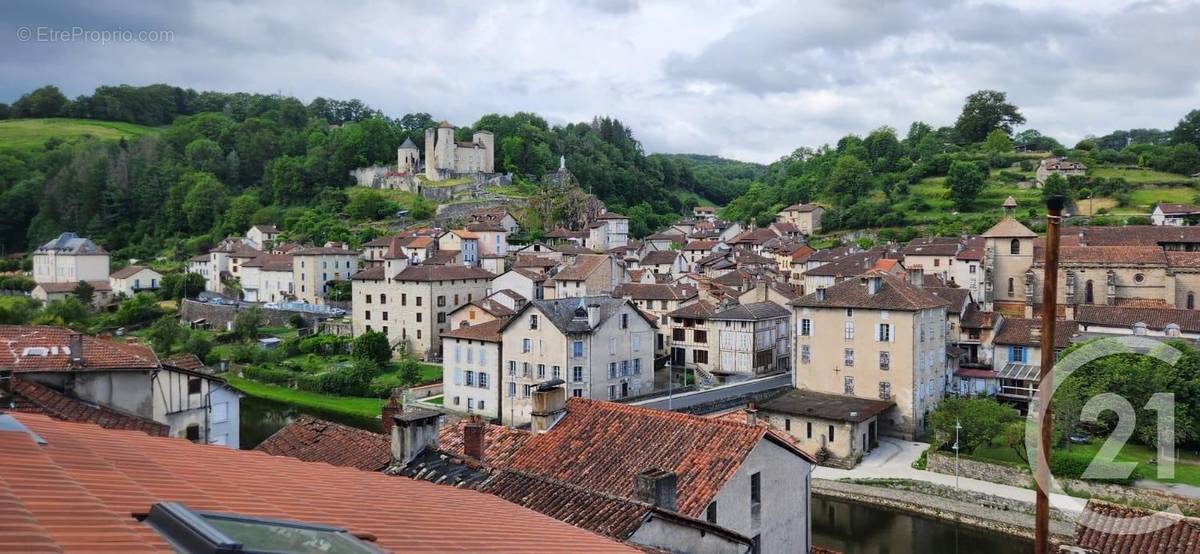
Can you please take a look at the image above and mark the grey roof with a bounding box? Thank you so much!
[711,301,790,321]
[36,232,106,255]
[510,296,636,334]
[399,137,418,149]
[759,389,895,423]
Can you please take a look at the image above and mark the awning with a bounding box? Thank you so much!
[997,362,1040,381]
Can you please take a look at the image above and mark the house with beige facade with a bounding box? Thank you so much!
[245,224,280,250]
[757,389,894,468]
[32,232,110,284]
[792,272,949,440]
[108,265,162,298]
[587,211,630,251]
[239,253,294,303]
[441,319,505,421]
[775,203,823,235]
[291,244,357,304]
[545,253,624,299]
[612,283,698,354]
[1035,157,1086,184]
[710,300,791,379]
[491,268,546,302]
[497,296,655,426]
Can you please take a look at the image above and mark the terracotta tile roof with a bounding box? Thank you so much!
[161,353,205,372]
[993,317,1078,348]
[109,265,154,279]
[712,301,790,321]
[926,286,971,310]
[256,415,391,471]
[955,367,998,379]
[553,254,609,281]
[790,245,817,261]
[393,265,494,282]
[612,283,697,302]
[666,300,718,320]
[0,326,160,373]
[1155,202,1200,216]
[0,413,634,553]
[424,249,461,266]
[502,398,814,519]
[640,250,680,266]
[961,304,996,329]
[804,251,888,277]
[981,217,1038,238]
[35,280,111,294]
[1073,225,1200,247]
[2,378,170,436]
[440,319,506,343]
[1073,500,1200,554]
[902,237,963,257]
[545,227,588,239]
[792,274,948,311]
[1167,251,1200,269]
[478,470,661,542]
[466,221,508,232]
[240,252,293,271]
[351,266,387,280]
[439,419,532,467]
[187,253,209,262]
[1075,304,1200,333]
[363,235,397,247]
[1059,246,1167,264]
[597,212,628,220]
[807,245,857,263]
[730,228,779,245]
[514,254,560,269]
[782,203,821,212]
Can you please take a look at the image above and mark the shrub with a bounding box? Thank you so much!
[352,331,392,365]
[243,365,294,385]
[289,314,306,329]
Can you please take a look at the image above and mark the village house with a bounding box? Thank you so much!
[491,267,547,301]
[792,272,950,440]
[447,290,523,329]
[290,243,357,304]
[239,252,294,303]
[901,237,963,285]
[467,220,510,274]
[108,265,162,297]
[991,317,1078,407]
[587,211,631,251]
[545,253,624,299]
[756,389,894,468]
[682,239,724,270]
[1035,156,1087,184]
[666,300,720,379]
[709,297,791,379]
[32,231,110,284]
[775,203,824,235]
[32,280,113,307]
[441,319,506,421]
[497,297,655,426]
[693,205,717,220]
[360,235,395,267]
[467,206,521,235]
[244,224,280,249]
[612,282,699,354]
[1151,202,1200,226]
[640,249,685,275]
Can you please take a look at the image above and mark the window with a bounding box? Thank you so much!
[478,373,489,389]
[750,472,761,525]
[633,359,641,374]
[573,366,584,382]
[877,323,891,342]
[784,418,791,432]
[529,315,539,329]
[632,336,641,352]
[508,361,516,376]
[880,351,891,370]
[365,310,372,321]
[382,312,388,321]
[465,370,475,387]
[437,312,446,324]
[143,502,382,554]
[844,348,854,367]
[416,313,422,323]
[608,384,617,400]
[522,384,532,398]
[552,365,561,379]
[933,258,940,267]
[694,349,709,364]
[620,313,629,329]
[706,502,717,523]
[844,321,854,339]
[523,338,532,353]
[1008,277,1015,297]
[522,362,530,376]
[573,388,584,397]
[1009,345,1027,363]
[572,341,584,357]
[800,318,811,336]
[401,293,407,306]
[620,360,629,376]
[806,421,813,439]
[969,265,977,274]
[380,294,386,304]
[673,328,686,341]
[800,344,810,364]
[186,424,201,442]
[467,397,474,410]
[365,294,372,304]
[879,381,891,400]
[437,295,446,307]
[844,376,854,394]
[187,377,202,395]
[1010,238,1021,255]
[416,296,422,306]
[508,382,516,397]
[1190,292,1196,310]
[694,330,707,343]
[608,362,617,379]
[478,400,485,410]
[828,424,836,442]
[537,364,546,379]
[1085,280,1095,304]
[609,337,616,354]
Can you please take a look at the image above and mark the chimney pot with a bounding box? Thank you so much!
[68,333,84,367]
[633,468,677,511]
[745,403,758,426]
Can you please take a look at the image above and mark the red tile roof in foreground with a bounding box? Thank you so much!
[256,415,392,471]
[3,378,169,436]
[1073,500,1200,554]
[0,325,160,373]
[0,413,635,553]
[502,398,814,519]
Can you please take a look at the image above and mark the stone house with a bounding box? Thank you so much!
[32,281,113,308]
[991,317,1078,407]
[710,300,792,378]
[245,224,279,250]
[681,240,724,271]
[775,203,823,235]
[467,206,521,235]
[290,244,357,305]
[980,217,1038,315]
[545,253,624,299]
[238,253,294,303]
[441,319,505,421]
[447,291,522,329]
[587,211,630,252]
[757,389,894,468]
[439,229,480,266]
[792,272,950,439]
[32,232,110,284]
[497,297,656,426]
[1035,157,1086,184]
[491,268,546,302]
[1151,202,1200,226]
[611,283,698,354]
[640,249,684,276]
[108,265,162,298]
[666,300,719,376]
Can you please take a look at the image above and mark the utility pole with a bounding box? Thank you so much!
[1035,196,1064,554]
[954,419,962,489]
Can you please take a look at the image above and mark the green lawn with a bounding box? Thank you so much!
[371,361,442,389]
[1129,186,1197,209]
[1090,166,1196,185]
[0,118,159,151]
[223,374,386,420]
[972,440,1200,487]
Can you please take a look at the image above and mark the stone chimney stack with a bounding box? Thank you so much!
[755,280,768,303]
[68,333,84,368]
[634,468,678,511]
[531,381,567,433]
[389,408,441,466]
[907,265,925,289]
[745,403,758,426]
[586,302,600,328]
[379,394,402,436]
[463,415,486,461]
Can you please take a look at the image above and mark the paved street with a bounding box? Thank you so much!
[813,437,1087,516]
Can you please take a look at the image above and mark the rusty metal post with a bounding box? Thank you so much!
[1036,196,1064,553]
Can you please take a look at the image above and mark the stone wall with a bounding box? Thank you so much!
[927,452,1034,488]
[179,299,328,331]
[350,166,392,188]
[434,198,524,225]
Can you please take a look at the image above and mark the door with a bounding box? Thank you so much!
[671,347,685,366]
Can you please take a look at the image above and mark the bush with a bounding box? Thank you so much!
[289,314,306,329]
[352,331,392,365]
[298,334,349,355]
[243,365,294,385]
[181,332,213,360]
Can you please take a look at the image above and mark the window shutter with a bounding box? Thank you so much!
[874,324,881,341]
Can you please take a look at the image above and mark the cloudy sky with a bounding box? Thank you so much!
[3,0,1199,163]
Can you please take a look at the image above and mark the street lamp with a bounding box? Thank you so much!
[953,419,962,488]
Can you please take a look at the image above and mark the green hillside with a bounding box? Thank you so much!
[0,118,159,151]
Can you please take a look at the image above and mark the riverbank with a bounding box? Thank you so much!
[223,374,387,420]
[814,478,1076,544]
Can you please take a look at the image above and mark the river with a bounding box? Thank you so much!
[813,496,1032,554]
[239,395,380,449]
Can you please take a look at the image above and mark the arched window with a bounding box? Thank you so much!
[1007,277,1014,297]
[1189,292,1195,310]
[1085,280,1094,304]
[1010,239,1021,255]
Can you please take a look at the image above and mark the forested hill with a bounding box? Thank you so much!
[0,84,740,257]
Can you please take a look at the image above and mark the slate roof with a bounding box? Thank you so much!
[1073,500,1200,554]
[1075,305,1200,333]
[597,212,628,220]
[711,301,790,321]
[807,245,857,263]
[393,265,494,282]
[902,237,962,257]
[926,286,971,310]
[0,413,634,553]
[1,378,170,436]
[351,266,386,280]
[961,304,997,329]
[792,273,948,311]
[993,317,1078,348]
[161,353,206,372]
[804,251,888,277]
[507,296,643,335]
[0,326,160,372]
[641,250,680,266]
[782,203,821,212]
[255,415,392,471]
[1070,226,1200,247]
[759,389,895,423]
[399,137,417,149]
[109,265,156,279]
[35,232,106,255]
[502,398,814,518]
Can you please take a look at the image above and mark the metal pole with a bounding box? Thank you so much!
[1036,196,1064,554]
[954,419,962,488]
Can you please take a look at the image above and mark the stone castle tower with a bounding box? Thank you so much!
[422,121,495,181]
[397,137,419,173]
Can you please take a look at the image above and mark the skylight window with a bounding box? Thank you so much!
[142,502,381,554]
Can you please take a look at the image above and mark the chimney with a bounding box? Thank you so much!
[463,415,486,461]
[755,280,768,303]
[389,408,441,466]
[380,394,401,435]
[531,380,567,433]
[68,333,84,368]
[634,468,678,511]
[907,265,924,289]
[745,402,758,426]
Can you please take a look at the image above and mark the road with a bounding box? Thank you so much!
[631,373,792,412]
